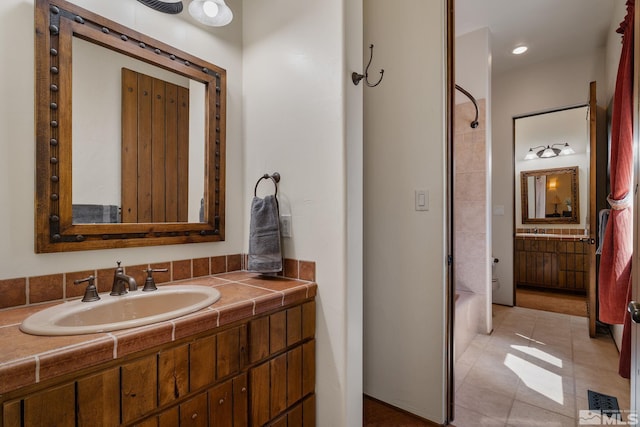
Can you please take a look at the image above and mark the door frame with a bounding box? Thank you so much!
[630,0,639,414]
[511,102,595,314]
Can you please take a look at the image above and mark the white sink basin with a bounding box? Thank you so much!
[20,285,221,336]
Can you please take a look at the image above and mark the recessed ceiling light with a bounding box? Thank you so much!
[512,46,528,55]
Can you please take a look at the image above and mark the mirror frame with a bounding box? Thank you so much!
[35,0,226,252]
[520,166,580,224]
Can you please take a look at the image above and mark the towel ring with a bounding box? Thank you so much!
[254,172,280,197]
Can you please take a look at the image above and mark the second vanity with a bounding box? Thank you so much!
[0,271,317,427]
[515,232,590,294]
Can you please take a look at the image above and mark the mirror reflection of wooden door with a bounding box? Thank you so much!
[121,68,190,223]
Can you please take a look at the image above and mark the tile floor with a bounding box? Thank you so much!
[453,305,630,427]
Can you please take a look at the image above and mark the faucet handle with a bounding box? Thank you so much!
[74,275,100,302]
[142,268,169,292]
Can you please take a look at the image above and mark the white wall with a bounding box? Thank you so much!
[242,0,362,425]
[456,28,490,102]
[363,0,447,423]
[491,50,606,306]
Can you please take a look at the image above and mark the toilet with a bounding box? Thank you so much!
[492,257,500,292]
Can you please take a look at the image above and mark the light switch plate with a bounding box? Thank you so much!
[415,190,429,211]
[280,214,292,238]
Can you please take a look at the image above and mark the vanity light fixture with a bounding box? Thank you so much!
[524,143,575,160]
[189,0,233,26]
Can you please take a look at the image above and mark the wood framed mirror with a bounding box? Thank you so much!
[35,0,226,252]
[520,166,579,224]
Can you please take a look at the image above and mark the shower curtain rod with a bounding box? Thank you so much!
[455,84,479,128]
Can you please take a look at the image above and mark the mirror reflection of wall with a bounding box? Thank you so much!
[71,37,206,224]
[514,105,589,229]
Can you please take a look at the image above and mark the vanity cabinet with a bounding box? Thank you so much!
[1,300,316,427]
[515,237,588,293]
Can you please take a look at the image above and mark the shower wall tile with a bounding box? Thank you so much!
[454,171,486,202]
[456,141,486,173]
[455,232,487,263]
[455,201,486,232]
[454,98,489,332]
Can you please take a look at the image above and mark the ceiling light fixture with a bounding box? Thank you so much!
[137,0,184,14]
[524,143,575,160]
[189,0,233,26]
[512,46,528,55]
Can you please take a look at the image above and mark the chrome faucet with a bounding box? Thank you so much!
[110,261,138,296]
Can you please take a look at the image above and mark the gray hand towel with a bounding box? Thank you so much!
[248,195,283,273]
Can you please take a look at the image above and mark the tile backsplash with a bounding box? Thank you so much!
[516,228,587,235]
[0,254,316,310]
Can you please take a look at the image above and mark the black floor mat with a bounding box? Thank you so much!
[588,390,621,420]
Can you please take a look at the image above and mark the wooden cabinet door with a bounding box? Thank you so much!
[302,301,316,341]
[157,406,179,427]
[286,305,302,347]
[190,335,216,390]
[135,415,162,427]
[122,354,158,424]
[2,400,21,427]
[263,396,314,427]
[158,344,189,406]
[233,373,248,427]
[270,311,286,354]
[286,403,303,426]
[217,326,245,379]
[269,415,287,427]
[250,362,270,427]
[23,383,75,427]
[287,346,302,408]
[209,379,233,427]
[302,340,315,398]
[250,342,316,427]
[77,367,120,427]
[302,395,316,427]
[249,316,269,364]
[180,392,208,427]
[270,353,287,418]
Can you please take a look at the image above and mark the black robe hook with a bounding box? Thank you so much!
[352,44,384,87]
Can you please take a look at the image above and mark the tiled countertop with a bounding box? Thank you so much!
[515,233,587,240]
[0,271,317,396]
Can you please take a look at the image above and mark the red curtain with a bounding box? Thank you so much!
[598,0,634,378]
